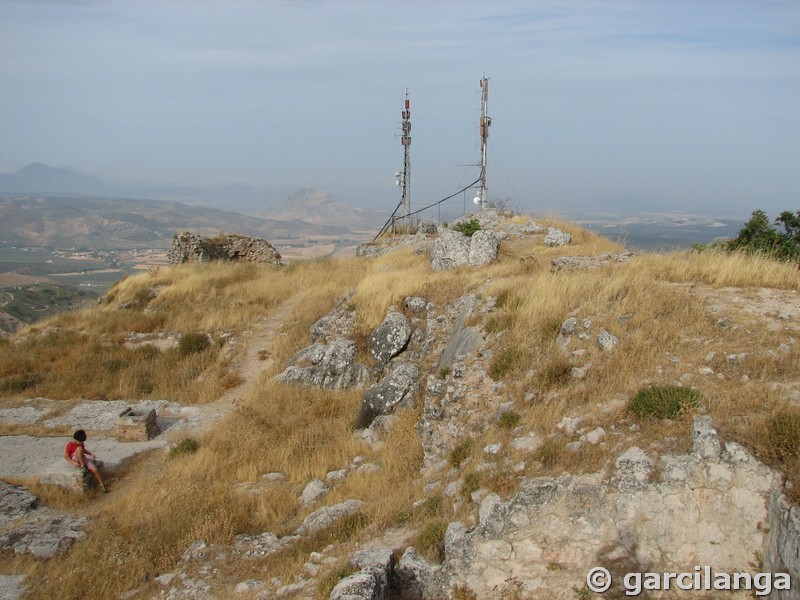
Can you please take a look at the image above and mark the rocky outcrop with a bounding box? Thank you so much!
[430,228,470,271]
[550,251,637,272]
[407,417,783,599]
[0,482,86,559]
[357,362,419,428]
[168,231,282,266]
[295,499,365,537]
[275,338,371,390]
[543,227,571,246]
[467,229,500,267]
[430,227,500,271]
[369,311,412,365]
[330,548,394,600]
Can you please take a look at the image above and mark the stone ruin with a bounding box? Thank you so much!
[117,406,160,442]
[168,231,282,266]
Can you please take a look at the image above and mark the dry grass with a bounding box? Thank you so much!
[6,224,800,597]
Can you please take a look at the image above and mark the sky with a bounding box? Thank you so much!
[1,0,799,219]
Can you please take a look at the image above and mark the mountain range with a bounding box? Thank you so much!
[0,163,384,228]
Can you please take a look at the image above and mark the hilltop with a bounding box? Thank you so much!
[0,211,798,599]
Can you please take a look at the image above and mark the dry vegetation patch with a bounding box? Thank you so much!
[5,220,800,597]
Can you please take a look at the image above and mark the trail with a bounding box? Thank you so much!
[175,294,301,436]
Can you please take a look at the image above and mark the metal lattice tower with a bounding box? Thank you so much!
[478,77,491,210]
[400,90,411,231]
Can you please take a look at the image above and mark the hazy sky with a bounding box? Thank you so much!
[1,0,799,218]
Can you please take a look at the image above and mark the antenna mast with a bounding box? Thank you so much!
[478,77,491,210]
[399,89,411,231]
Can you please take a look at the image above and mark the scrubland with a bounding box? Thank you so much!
[0,216,798,599]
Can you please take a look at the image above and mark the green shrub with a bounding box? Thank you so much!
[178,333,210,356]
[169,437,198,457]
[416,495,443,518]
[415,520,447,562]
[461,473,481,500]
[768,410,800,460]
[451,218,481,237]
[498,410,521,429]
[627,385,701,419]
[489,348,524,380]
[449,440,472,467]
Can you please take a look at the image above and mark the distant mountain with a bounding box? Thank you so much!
[263,188,384,228]
[0,194,346,250]
[0,163,111,195]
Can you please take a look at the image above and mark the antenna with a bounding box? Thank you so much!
[400,89,411,231]
[477,76,491,210]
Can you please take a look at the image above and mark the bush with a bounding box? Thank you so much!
[715,210,800,262]
[489,348,524,380]
[497,410,521,429]
[461,473,481,500]
[415,520,447,562]
[449,440,472,467]
[169,437,198,457]
[536,357,573,389]
[178,333,211,356]
[451,218,481,237]
[627,386,701,419]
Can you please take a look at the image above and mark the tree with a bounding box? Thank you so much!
[725,209,800,262]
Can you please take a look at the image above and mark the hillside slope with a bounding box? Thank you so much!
[0,211,798,599]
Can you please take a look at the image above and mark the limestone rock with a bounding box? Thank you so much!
[0,509,87,558]
[275,338,370,390]
[0,481,40,521]
[168,231,282,266]
[357,362,419,428]
[295,499,365,537]
[299,479,329,505]
[430,418,782,599]
[430,228,470,272]
[394,547,437,600]
[369,311,412,365]
[544,227,571,246]
[597,329,619,351]
[550,251,637,272]
[467,229,500,267]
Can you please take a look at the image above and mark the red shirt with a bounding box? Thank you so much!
[65,440,84,457]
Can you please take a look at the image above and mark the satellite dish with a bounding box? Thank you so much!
[473,196,482,206]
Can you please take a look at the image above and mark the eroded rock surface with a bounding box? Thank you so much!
[168,232,282,266]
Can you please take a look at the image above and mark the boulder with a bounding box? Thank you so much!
[467,229,500,267]
[294,499,365,537]
[356,362,419,428]
[543,227,571,247]
[275,338,370,390]
[430,228,470,272]
[369,312,412,365]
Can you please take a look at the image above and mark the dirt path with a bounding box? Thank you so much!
[174,294,301,436]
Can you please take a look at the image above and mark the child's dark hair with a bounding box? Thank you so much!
[73,429,87,442]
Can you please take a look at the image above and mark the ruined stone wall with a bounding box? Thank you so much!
[168,231,282,266]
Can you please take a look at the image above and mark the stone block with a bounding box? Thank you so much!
[117,407,160,442]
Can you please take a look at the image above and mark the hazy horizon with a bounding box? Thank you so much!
[2,1,798,220]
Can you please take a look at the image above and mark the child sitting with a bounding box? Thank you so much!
[65,429,107,493]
